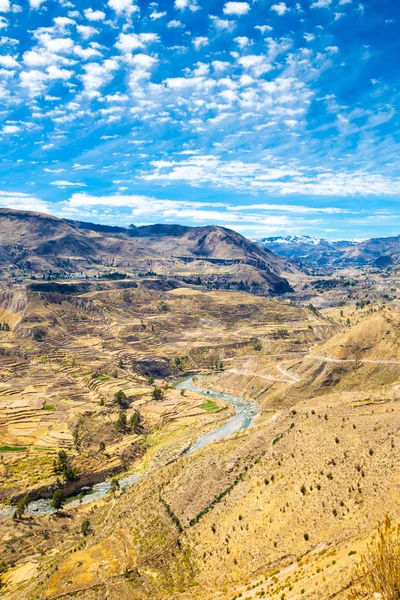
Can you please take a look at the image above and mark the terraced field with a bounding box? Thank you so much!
[1,280,400,600]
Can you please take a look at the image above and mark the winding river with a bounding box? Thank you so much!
[0,376,258,516]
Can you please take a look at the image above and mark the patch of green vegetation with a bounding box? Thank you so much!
[272,433,284,445]
[43,404,55,410]
[200,399,220,412]
[96,374,111,381]
[0,445,28,453]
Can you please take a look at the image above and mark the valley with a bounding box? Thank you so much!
[0,211,399,600]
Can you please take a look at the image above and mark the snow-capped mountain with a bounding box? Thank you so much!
[254,235,399,270]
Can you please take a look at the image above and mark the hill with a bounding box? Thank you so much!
[0,208,292,295]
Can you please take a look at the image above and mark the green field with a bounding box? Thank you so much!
[200,399,220,412]
[0,445,28,453]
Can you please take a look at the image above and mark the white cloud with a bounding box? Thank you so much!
[108,0,139,16]
[223,2,250,16]
[0,0,10,12]
[174,0,199,11]
[115,32,159,53]
[2,124,19,133]
[210,15,235,31]
[0,191,50,213]
[84,8,106,21]
[76,25,99,40]
[254,25,273,34]
[234,36,250,48]
[238,54,273,76]
[29,0,46,8]
[150,10,166,19]
[167,19,183,27]
[192,36,208,50]
[0,54,18,68]
[311,0,332,7]
[50,180,87,188]
[80,59,119,96]
[271,2,289,15]
[130,53,158,69]
[212,60,230,71]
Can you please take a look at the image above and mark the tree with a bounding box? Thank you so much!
[114,390,128,407]
[147,376,155,385]
[115,410,127,432]
[54,450,79,483]
[51,489,65,512]
[130,410,141,433]
[81,519,92,537]
[98,441,105,452]
[110,477,120,497]
[348,515,400,599]
[152,387,164,401]
[13,494,29,520]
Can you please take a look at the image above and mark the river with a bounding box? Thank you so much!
[0,376,257,516]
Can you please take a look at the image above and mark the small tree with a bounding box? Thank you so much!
[130,410,141,433]
[51,489,65,512]
[115,410,127,432]
[348,515,400,599]
[152,387,164,401]
[81,519,92,537]
[110,477,120,497]
[114,390,128,407]
[118,359,124,369]
[13,494,29,520]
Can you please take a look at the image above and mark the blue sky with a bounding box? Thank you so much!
[0,0,399,240]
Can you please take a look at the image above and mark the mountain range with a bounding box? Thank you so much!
[257,235,400,270]
[0,208,291,295]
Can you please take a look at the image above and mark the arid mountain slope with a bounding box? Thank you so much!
[0,208,291,295]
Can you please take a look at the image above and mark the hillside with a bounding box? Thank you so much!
[0,208,292,295]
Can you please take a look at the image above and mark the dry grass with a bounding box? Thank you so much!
[348,516,400,600]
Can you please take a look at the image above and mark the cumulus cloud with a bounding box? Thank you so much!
[29,0,46,8]
[108,0,139,16]
[84,8,106,21]
[210,15,235,30]
[2,124,19,133]
[223,2,250,16]
[271,3,289,15]
[174,0,199,12]
[311,0,332,7]
[0,0,10,12]
[115,32,160,53]
[192,36,208,50]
